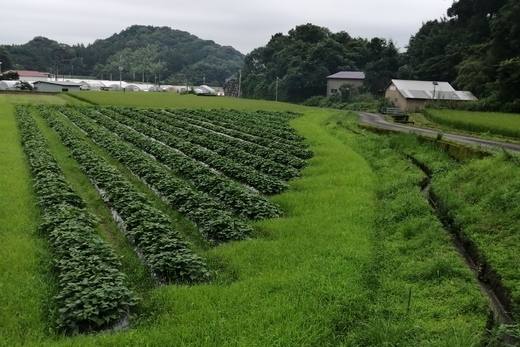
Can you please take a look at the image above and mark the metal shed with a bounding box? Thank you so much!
[33,81,81,92]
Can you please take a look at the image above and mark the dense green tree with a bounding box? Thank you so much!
[241,24,381,102]
[1,25,243,86]
[406,19,462,83]
[363,39,401,94]
[405,0,519,105]
[0,71,19,80]
[0,46,13,72]
[496,57,520,102]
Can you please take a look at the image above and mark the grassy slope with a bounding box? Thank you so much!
[433,155,520,317]
[0,99,54,346]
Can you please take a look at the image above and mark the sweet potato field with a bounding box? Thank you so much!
[13,104,311,333]
[2,93,518,346]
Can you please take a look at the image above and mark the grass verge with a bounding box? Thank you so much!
[0,100,55,346]
[328,112,488,345]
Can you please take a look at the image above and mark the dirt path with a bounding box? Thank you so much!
[358,112,520,153]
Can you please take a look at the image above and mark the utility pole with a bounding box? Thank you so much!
[238,70,242,98]
[276,76,279,101]
[119,66,123,89]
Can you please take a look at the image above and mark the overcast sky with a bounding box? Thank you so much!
[1,0,453,54]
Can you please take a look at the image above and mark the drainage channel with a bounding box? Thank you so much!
[406,154,518,345]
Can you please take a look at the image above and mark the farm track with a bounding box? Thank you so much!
[358,112,520,153]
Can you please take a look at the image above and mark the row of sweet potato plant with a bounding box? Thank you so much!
[174,108,308,149]
[164,109,313,160]
[16,105,137,333]
[129,108,308,169]
[38,106,210,284]
[92,107,288,196]
[114,107,302,180]
[45,105,253,242]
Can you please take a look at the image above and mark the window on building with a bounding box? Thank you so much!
[330,89,338,94]
[62,88,68,92]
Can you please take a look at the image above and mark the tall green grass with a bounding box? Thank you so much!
[425,109,520,139]
[0,102,55,346]
[433,154,520,318]
[325,113,488,345]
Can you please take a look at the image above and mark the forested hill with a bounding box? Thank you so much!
[0,25,244,86]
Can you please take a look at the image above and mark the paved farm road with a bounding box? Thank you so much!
[358,112,520,153]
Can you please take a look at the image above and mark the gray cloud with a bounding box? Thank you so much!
[1,0,452,54]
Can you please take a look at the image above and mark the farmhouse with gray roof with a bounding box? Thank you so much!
[326,71,365,97]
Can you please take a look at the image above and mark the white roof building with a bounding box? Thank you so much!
[385,79,477,110]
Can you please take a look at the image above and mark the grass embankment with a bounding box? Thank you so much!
[328,114,488,345]
[433,154,520,321]
[424,109,520,140]
[366,131,520,341]
[0,99,54,346]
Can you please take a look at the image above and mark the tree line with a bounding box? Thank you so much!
[240,0,519,111]
[1,0,518,111]
[0,25,243,87]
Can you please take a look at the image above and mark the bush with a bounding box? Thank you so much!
[302,95,326,107]
[15,81,33,91]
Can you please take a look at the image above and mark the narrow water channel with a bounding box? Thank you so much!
[406,154,518,345]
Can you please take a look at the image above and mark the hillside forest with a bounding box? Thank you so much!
[0,0,518,110]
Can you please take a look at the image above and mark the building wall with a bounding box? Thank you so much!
[385,87,429,111]
[385,88,405,108]
[20,76,49,82]
[34,83,81,92]
[326,79,364,97]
